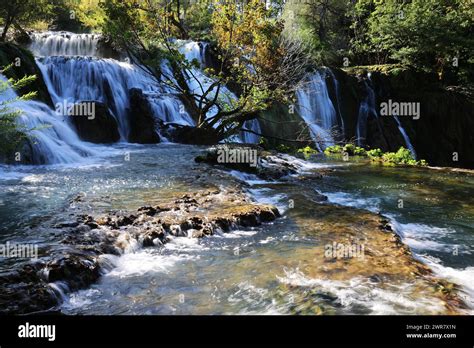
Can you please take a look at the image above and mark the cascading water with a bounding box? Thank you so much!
[296,70,339,151]
[394,116,417,158]
[357,75,416,157]
[29,32,101,57]
[177,40,261,143]
[31,32,194,143]
[0,75,99,164]
[325,68,345,137]
[356,80,378,147]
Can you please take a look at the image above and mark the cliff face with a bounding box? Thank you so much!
[0,43,53,107]
[324,67,474,168]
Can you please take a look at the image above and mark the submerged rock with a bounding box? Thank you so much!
[0,186,280,314]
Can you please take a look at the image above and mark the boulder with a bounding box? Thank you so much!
[128,88,161,144]
[70,101,120,143]
[163,124,220,145]
[0,43,54,107]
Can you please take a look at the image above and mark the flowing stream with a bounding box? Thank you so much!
[0,32,472,315]
[1,146,472,314]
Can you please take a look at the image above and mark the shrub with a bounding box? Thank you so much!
[297,146,318,159]
[367,148,383,158]
[324,145,342,155]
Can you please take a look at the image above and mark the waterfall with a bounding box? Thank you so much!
[177,40,261,143]
[29,32,101,57]
[357,75,416,157]
[394,116,417,158]
[296,71,339,151]
[37,56,164,140]
[0,75,99,164]
[356,80,378,147]
[31,32,194,143]
[325,68,345,137]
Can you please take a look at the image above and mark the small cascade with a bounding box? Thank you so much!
[0,75,99,164]
[177,40,261,143]
[296,71,339,151]
[357,75,416,157]
[325,68,345,137]
[356,80,378,147]
[30,32,194,144]
[394,116,417,158]
[37,56,163,140]
[29,32,101,57]
[241,119,262,144]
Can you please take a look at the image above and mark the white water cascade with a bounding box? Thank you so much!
[0,75,100,164]
[356,80,378,147]
[296,70,339,151]
[33,33,195,142]
[29,32,101,57]
[177,40,261,143]
[394,116,417,158]
[357,76,416,157]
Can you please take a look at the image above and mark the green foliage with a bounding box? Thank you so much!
[381,147,418,166]
[324,145,342,155]
[324,144,428,167]
[186,1,213,40]
[351,0,474,83]
[325,144,366,156]
[367,148,383,158]
[297,146,317,159]
[0,65,36,157]
[0,0,54,40]
[283,0,350,66]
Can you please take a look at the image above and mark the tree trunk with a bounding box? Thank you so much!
[1,19,12,42]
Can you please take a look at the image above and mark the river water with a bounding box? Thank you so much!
[1,145,471,315]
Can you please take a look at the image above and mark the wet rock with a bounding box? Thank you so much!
[162,124,221,145]
[1,187,281,314]
[71,101,120,143]
[128,88,161,144]
[46,254,101,290]
[142,226,166,247]
[195,145,314,180]
[137,206,158,216]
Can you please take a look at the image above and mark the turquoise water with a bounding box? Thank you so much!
[1,146,473,314]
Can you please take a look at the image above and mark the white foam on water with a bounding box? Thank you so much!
[216,230,259,239]
[417,255,474,313]
[228,170,272,186]
[164,235,209,251]
[227,281,283,315]
[247,187,287,214]
[387,218,455,252]
[322,191,381,213]
[62,288,102,310]
[104,250,195,278]
[277,268,447,315]
[0,168,29,181]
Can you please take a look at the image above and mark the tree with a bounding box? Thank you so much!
[101,0,310,141]
[0,65,36,157]
[282,0,351,66]
[0,0,52,41]
[350,0,474,82]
